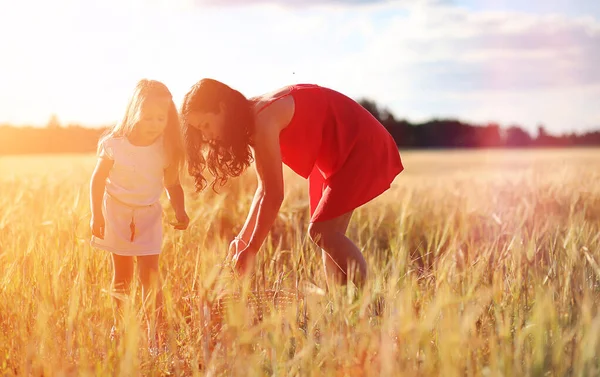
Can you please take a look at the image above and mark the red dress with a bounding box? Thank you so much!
[257,84,403,223]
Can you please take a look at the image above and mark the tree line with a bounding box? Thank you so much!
[1,100,599,155]
[357,99,600,149]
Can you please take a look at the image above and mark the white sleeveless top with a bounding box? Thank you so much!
[99,136,167,206]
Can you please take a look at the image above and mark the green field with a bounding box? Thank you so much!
[1,149,600,376]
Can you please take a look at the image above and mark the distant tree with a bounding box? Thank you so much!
[537,125,548,139]
[379,108,396,123]
[534,124,547,146]
[357,98,384,122]
[505,126,532,147]
[46,114,61,129]
[476,123,502,148]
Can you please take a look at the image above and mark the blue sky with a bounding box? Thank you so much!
[455,0,600,18]
[0,0,598,134]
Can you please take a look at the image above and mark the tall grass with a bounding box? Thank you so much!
[1,149,600,376]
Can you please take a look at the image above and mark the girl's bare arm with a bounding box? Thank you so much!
[164,164,186,216]
[90,157,113,217]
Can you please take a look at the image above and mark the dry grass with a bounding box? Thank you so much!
[1,148,600,376]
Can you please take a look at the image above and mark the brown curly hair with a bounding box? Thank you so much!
[181,78,255,191]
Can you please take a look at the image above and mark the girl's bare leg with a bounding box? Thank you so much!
[111,254,134,338]
[137,255,164,348]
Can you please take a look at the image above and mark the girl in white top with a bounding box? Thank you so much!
[89,79,189,349]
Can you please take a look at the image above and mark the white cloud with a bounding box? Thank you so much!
[1,0,598,133]
[303,3,600,133]
[193,0,401,7]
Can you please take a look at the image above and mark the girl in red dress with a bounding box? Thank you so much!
[181,79,403,287]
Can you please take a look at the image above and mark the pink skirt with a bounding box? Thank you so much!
[90,193,163,256]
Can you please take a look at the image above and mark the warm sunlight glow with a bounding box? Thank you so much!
[1,0,598,132]
[1,1,600,374]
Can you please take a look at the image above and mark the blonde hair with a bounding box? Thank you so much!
[98,79,184,168]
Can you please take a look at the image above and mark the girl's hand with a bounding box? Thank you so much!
[171,211,190,230]
[91,214,105,239]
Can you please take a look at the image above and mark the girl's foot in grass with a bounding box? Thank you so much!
[148,343,170,358]
[109,325,119,344]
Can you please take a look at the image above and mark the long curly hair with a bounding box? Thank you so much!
[181,78,255,191]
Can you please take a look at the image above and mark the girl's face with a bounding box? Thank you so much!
[131,98,170,144]
[186,103,226,142]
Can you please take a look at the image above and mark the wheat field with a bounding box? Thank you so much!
[1,149,600,376]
